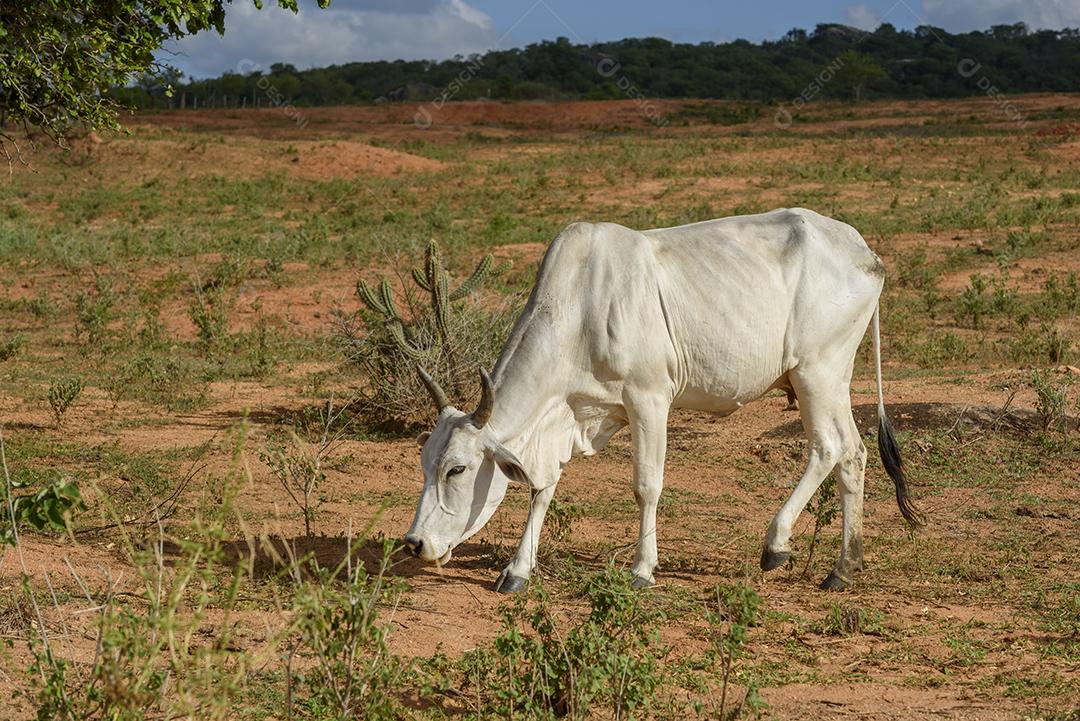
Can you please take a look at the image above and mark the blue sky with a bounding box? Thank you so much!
[166,0,1080,79]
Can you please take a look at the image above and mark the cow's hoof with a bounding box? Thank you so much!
[493,569,528,594]
[631,575,655,590]
[820,571,852,591]
[760,548,791,571]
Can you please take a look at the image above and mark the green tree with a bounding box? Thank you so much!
[833,50,887,101]
[0,0,330,157]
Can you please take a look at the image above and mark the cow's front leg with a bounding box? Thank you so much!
[494,484,557,593]
[628,397,669,589]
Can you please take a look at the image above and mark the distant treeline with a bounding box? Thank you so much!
[119,22,1080,111]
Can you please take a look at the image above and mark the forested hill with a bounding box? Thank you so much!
[132,22,1080,110]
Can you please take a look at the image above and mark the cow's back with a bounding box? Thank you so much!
[642,208,884,411]
[507,210,884,414]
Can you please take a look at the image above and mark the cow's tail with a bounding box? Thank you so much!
[873,305,922,528]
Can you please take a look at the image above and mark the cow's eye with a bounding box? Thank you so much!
[447,465,466,478]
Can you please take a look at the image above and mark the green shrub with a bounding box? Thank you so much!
[1030,368,1073,434]
[989,279,1019,317]
[242,317,281,378]
[0,334,25,361]
[999,328,1042,363]
[801,476,838,577]
[1038,272,1080,320]
[289,539,409,721]
[202,252,249,290]
[915,331,970,367]
[706,582,765,718]
[47,377,84,428]
[188,285,232,351]
[711,582,762,629]
[453,565,668,720]
[816,602,884,636]
[105,352,206,411]
[1,434,84,547]
[24,428,251,721]
[0,291,57,320]
[956,274,990,329]
[954,274,1020,330]
[74,277,117,345]
[134,288,166,348]
[545,498,585,545]
[921,286,944,319]
[895,248,937,290]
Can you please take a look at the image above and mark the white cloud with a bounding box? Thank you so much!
[919,0,1080,31]
[165,0,495,79]
[845,3,882,31]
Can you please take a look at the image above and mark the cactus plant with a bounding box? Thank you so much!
[342,241,518,426]
[356,278,420,358]
[355,240,510,378]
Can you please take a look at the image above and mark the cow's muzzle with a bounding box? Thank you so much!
[404,533,424,558]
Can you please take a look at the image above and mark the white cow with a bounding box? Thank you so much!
[405,208,919,592]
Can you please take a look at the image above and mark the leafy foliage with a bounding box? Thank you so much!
[188,285,232,352]
[129,23,1080,111]
[47,376,84,428]
[1,474,84,547]
[104,351,207,411]
[24,427,251,721]
[289,540,409,721]
[0,334,25,361]
[451,565,667,720]
[73,277,117,345]
[833,50,887,100]
[816,602,885,637]
[706,583,766,719]
[801,475,839,577]
[1029,369,1074,435]
[0,0,329,152]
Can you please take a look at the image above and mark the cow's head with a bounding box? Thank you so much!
[404,367,529,564]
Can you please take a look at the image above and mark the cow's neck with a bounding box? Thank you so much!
[488,362,569,453]
[486,294,558,439]
[491,399,574,491]
[484,307,577,487]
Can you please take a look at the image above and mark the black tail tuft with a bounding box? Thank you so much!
[878,414,922,528]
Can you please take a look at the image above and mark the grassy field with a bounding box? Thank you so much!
[1,95,1078,720]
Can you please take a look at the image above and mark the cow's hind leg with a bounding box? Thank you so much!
[821,412,867,590]
[626,394,669,589]
[761,368,859,581]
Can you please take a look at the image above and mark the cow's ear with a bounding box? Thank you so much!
[488,443,530,486]
[416,431,431,448]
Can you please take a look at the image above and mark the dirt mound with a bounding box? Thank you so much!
[285,140,445,179]
[62,135,445,184]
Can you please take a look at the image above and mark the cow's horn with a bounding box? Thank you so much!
[417,366,450,413]
[473,368,495,428]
